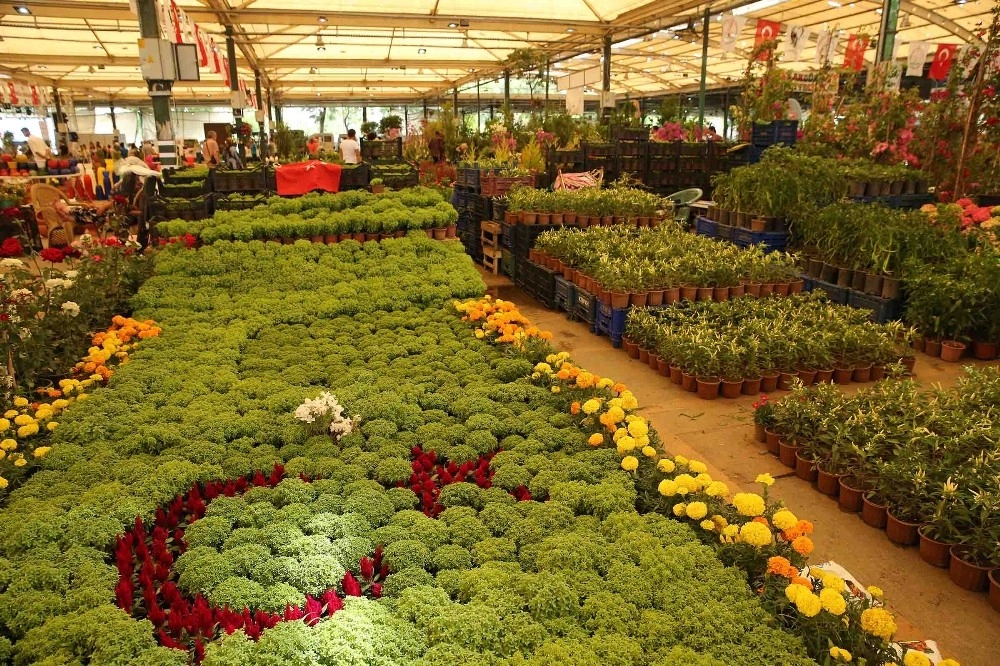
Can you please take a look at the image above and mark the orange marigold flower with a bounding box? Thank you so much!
[791,576,813,590]
[767,556,795,578]
[792,536,814,556]
[570,402,581,415]
[796,520,814,535]
[613,383,627,394]
[753,516,770,526]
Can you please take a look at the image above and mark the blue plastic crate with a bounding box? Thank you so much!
[811,278,849,305]
[732,227,788,252]
[695,216,718,238]
[751,120,799,147]
[848,291,902,324]
[595,299,629,338]
[716,223,734,240]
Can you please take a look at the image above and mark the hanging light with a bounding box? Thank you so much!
[316,35,326,51]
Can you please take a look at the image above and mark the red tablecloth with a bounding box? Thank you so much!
[274,161,343,195]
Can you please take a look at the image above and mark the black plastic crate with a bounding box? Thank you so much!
[811,278,849,305]
[848,291,902,324]
[574,288,596,324]
[160,182,209,198]
[361,138,403,162]
[212,168,268,193]
[716,223,734,240]
[339,164,371,190]
[612,127,650,142]
[732,227,788,252]
[500,222,514,249]
[751,120,799,147]
[148,194,212,221]
[554,275,576,313]
[214,194,269,211]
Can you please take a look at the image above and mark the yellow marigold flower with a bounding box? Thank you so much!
[699,519,715,531]
[3,410,17,419]
[866,585,884,599]
[672,503,687,517]
[13,457,26,467]
[620,392,638,410]
[550,386,561,394]
[616,436,637,454]
[695,473,713,487]
[685,501,708,520]
[829,647,853,662]
[673,474,699,492]
[903,651,931,666]
[77,394,88,401]
[938,660,960,666]
[636,434,650,448]
[0,418,8,432]
[755,473,775,486]
[627,419,648,438]
[620,456,639,472]
[0,475,7,488]
[739,521,773,547]
[32,446,51,459]
[0,439,16,451]
[733,492,766,517]
[534,362,552,374]
[860,608,897,641]
[475,329,485,339]
[641,445,657,458]
[46,422,59,431]
[608,397,623,409]
[90,374,103,382]
[711,514,728,529]
[688,460,708,474]
[658,479,678,497]
[13,397,28,408]
[674,454,689,465]
[17,424,38,438]
[772,509,798,531]
[794,591,822,617]
[588,433,604,447]
[720,524,739,542]
[817,571,847,594]
[612,428,627,443]
[705,481,729,498]
[657,458,675,473]
[597,378,614,389]
[13,415,33,426]
[582,399,602,415]
[785,583,807,603]
[575,371,595,388]
[51,399,69,410]
[820,588,847,615]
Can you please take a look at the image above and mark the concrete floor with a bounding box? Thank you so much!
[482,270,1000,666]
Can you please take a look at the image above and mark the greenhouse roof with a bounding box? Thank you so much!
[0,0,992,105]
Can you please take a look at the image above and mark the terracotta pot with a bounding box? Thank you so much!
[713,286,730,302]
[989,570,1000,613]
[901,355,917,374]
[765,429,781,455]
[648,352,659,370]
[354,232,367,242]
[669,365,683,385]
[885,510,921,546]
[833,367,853,385]
[918,526,954,567]
[562,266,575,280]
[949,545,991,592]
[838,477,865,513]
[852,364,873,382]
[760,372,779,393]
[754,423,767,443]
[974,340,999,361]
[815,369,834,384]
[394,230,406,238]
[681,372,697,392]
[721,378,743,399]
[550,212,564,225]
[788,279,804,294]
[743,376,762,395]
[504,210,518,224]
[816,465,842,496]
[446,224,457,238]
[795,451,817,482]
[638,348,650,364]
[648,289,665,306]
[522,212,538,224]
[623,339,640,359]
[563,212,577,225]
[940,340,966,363]
[758,283,774,297]
[773,282,790,297]
[778,440,799,468]
[680,285,698,301]
[750,218,767,232]
[777,372,797,391]
[924,338,942,358]
[745,282,762,298]
[871,365,886,381]
[696,286,714,301]
[432,228,447,240]
[696,376,721,400]
[861,494,888,529]
[656,358,670,376]
[911,337,926,353]
[630,291,649,308]
[730,283,746,298]
[797,369,817,386]
[665,287,681,304]
[610,291,630,309]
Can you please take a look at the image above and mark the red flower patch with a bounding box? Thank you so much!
[404,446,532,517]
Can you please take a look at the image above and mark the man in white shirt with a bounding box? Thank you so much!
[21,127,51,169]
[340,129,361,165]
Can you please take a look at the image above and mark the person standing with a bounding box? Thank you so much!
[428,130,445,163]
[340,129,361,165]
[704,125,721,142]
[21,127,51,169]
[203,131,220,167]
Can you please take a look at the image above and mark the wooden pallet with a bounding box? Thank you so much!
[482,245,502,275]
[480,221,501,249]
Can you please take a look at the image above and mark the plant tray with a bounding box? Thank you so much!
[574,288,597,324]
[480,173,536,198]
[848,291,902,324]
[810,278,849,305]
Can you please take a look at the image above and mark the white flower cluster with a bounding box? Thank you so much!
[61,301,80,317]
[293,391,356,438]
[44,278,74,291]
[0,259,24,269]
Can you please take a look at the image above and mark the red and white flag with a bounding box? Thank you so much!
[843,34,869,72]
[7,82,18,105]
[929,44,958,81]
[210,37,222,74]
[195,26,209,67]
[169,1,183,43]
[222,56,230,87]
[754,19,781,60]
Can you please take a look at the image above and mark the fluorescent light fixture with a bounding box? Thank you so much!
[566,27,576,33]
[448,22,459,28]
[318,16,328,23]
[733,0,789,16]
[13,6,31,15]
[417,48,426,54]
[828,0,841,6]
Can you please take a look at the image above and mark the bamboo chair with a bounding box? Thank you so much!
[29,183,74,246]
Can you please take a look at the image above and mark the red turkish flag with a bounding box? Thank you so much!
[754,20,781,60]
[7,82,18,105]
[843,34,869,72]
[195,26,208,67]
[929,44,958,81]
[170,1,183,43]
[210,38,222,74]
[222,57,230,88]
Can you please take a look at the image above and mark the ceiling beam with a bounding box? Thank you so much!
[898,0,984,46]
[0,1,608,35]
[53,78,446,89]
[613,47,724,84]
[0,65,57,87]
[0,53,500,69]
[196,0,271,87]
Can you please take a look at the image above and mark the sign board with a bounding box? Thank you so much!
[555,66,602,92]
[138,38,176,81]
[565,88,584,115]
[174,43,200,81]
[600,90,616,108]
[230,90,246,110]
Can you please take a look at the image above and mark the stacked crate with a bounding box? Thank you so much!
[481,222,502,275]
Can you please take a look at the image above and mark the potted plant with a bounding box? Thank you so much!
[370,178,385,194]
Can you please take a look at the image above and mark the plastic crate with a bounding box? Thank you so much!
[501,249,515,280]
[211,168,268,193]
[595,299,628,339]
[361,138,403,162]
[339,164,371,191]
[848,291,902,324]
[575,288,596,324]
[499,222,514,249]
[554,275,576,313]
[751,120,799,147]
[695,216,717,238]
[810,278,849,305]
[732,227,788,252]
[716,223,734,240]
[214,194,269,211]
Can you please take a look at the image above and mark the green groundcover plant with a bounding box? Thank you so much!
[0,236,816,666]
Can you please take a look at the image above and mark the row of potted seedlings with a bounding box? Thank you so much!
[503,186,666,228]
[755,369,1000,608]
[530,226,802,310]
[622,294,914,400]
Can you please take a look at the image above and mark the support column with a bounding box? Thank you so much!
[453,87,459,112]
[136,0,176,167]
[422,99,428,119]
[544,60,550,113]
[225,25,244,161]
[503,69,510,108]
[267,89,274,125]
[52,87,69,155]
[109,103,119,133]
[698,7,710,130]
[602,35,611,120]
[362,106,368,122]
[403,106,408,134]
[275,102,283,125]
[876,0,901,62]
[254,70,266,157]
[476,79,481,131]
